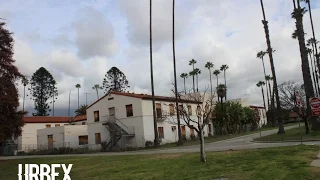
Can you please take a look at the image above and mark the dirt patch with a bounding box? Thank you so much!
[148,153,182,159]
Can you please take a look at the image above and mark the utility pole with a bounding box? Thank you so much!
[84,92,90,105]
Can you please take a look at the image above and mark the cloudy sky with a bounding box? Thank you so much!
[1,0,320,116]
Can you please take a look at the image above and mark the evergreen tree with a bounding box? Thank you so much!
[0,21,24,144]
[29,67,58,116]
[102,67,129,93]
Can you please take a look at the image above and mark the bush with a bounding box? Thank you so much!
[101,140,109,152]
[145,141,153,148]
[190,134,196,141]
[208,133,213,138]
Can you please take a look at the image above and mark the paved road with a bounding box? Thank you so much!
[1,124,320,160]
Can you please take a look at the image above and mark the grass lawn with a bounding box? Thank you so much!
[1,145,319,180]
[254,125,320,142]
[158,123,299,148]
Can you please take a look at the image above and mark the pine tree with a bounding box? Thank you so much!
[29,67,58,116]
[102,67,130,93]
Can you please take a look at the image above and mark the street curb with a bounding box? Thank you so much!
[251,140,320,143]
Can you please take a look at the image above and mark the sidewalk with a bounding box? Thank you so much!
[311,151,320,167]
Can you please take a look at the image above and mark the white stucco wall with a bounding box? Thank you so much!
[18,123,66,151]
[37,126,65,149]
[37,125,88,150]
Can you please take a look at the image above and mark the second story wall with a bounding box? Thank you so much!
[86,93,143,124]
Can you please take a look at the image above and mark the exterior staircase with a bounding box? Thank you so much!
[102,115,135,150]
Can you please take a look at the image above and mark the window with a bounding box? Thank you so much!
[95,133,101,144]
[109,107,115,116]
[187,105,192,115]
[181,126,186,136]
[158,127,164,138]
[126,104,133,117]
[46,124,51,128]
[79,135,88,145]
[156,103,162,119]
[169,104,175,115]
[94,111,100,122]
[108,97,114,100]
[208,124,212,133]
[82,122,86,125]
[171,126,176,131]
[189,125,195,135]
[55,124,60,127]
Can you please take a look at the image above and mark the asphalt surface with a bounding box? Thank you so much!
[1,124,320,160]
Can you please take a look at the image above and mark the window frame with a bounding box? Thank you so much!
[125,104,133,117]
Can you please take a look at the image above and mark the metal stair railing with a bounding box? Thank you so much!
[102,115,135,135]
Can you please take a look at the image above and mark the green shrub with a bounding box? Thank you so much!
[145,141,153,148]
[190,134,196,141]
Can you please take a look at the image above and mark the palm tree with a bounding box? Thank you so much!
[192,68,201,92]
[292,0,318,130]
[149,0,159,147]
[260,0,284,134]
[75,84,81,109]
[205,62,214,96]
[256,81,266,110]
[213,70,220,101]
[257,51,270,109]
[180,73,188,94]
[220,65,228,101]
[75,104,88,116]
[302,0,320,72]
[172,0,182,146]
[216,84,226,104]
[307,38,320,95]
[306,47,317,95]
[189,59,197,93]
[265,75,273,105]
[21,76,29,113]
[92,84,102,99]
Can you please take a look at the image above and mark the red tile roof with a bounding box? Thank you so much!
[249,105,265,109]
[23,115,87,123]
[87,91,202,109]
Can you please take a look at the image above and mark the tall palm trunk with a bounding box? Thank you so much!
[192,64,195,93]
[260,0,284,133]
[261,87,266,110]
[209,69,212,96]
[150,0,159,146]
[96,88,99,99]
[53,92,55,116]
[306,0,320,77]
[77,88,80,109]
[223,70,226,101]
[309,51,318,95]
[23,85,26,112]
[312,48,320,95]
[261,57,270,109]
[172,0,182,145]
[216,75,219,101]
[183,77,186,94]
[293,0,319,130]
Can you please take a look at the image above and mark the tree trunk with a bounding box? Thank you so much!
[262,58,270,109]
[77,88,80,109]
[268,80,276,127]
[307,0,320,79]
[260,0,284,134]
[261,87,266,110]
[224,70,227,101]
[150,0,160,147]
[184,78,186,94]
[199,129,206,162]
[303,117,310,134]
[216,75,219,101]
[53,92,55,116]
[294,1,317,131]
[209,69,212,96]
[312,47,320,96]
[96,89,99,99]
[309,52,318,96]
[192,64,195,93]
[172,0,183,146]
